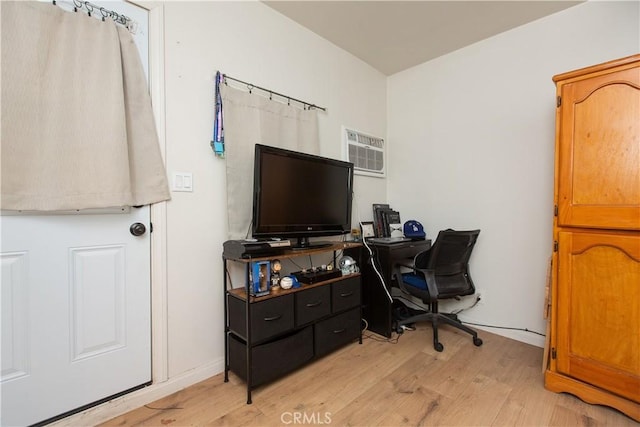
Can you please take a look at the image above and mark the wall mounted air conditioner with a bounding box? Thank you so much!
[342,126,385,178]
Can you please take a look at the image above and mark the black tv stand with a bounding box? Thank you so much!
[223,242,363,404]
[290,237,332,251]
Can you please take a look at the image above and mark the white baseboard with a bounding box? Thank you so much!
[50,358,225,426]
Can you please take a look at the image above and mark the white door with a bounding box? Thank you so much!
[0,2,152,426]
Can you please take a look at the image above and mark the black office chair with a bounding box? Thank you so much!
[393,229,483,352]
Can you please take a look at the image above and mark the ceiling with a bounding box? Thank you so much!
[263,1,583,75]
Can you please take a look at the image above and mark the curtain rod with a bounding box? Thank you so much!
[222,74,326,112]
[53,0,133,29]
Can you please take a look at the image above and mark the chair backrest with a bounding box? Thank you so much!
[416,229,480,298]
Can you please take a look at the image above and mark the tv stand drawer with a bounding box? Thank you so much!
[314,307,360,357]
[296,286,331,326]
[332,276,361,312]
[228,326,313,387]
[228,293,294,343]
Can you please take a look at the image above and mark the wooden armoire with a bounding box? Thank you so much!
[545,54,640,421]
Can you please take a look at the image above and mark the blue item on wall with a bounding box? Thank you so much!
[211,71,225,157]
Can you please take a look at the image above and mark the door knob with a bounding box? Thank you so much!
[129,222,146,236]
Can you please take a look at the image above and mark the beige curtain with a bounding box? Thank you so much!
[221,84,320,239]
[0,1,170,211]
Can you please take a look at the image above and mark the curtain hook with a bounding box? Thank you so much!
[269,91,273,100]
[247,84,253,94]
[73,0,81,12]
[85,2,93,16]
[99,7,108,21]
[287,98,291,106]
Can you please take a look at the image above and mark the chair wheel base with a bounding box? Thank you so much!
[434,342,444,352]
[473,337,483,346]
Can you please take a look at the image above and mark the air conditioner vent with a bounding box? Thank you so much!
[343,127,385,178]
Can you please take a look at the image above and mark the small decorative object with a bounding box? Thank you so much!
[389,223,403,238]
[351,227,362,241]
[279,275,300,290]
[280,276,293,290]
[250,261,271,296]
[361,221,375,239]
[271,259,282,289]
[338,256,359,275]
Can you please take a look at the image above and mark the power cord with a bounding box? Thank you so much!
[360,227,393,304]
[450,295,546,337]
[392,294,546,337]
[361,317,401,343]
[451,294,482,315]
[244,219,253,240]
[362,331,401,344]
[351,190,393,304]
[460,321,546,337]
[287,257,305,271]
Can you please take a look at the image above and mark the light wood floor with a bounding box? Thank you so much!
[102,326,637,426]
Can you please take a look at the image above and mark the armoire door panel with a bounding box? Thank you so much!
[557,65,640,230]
[556,230,640,402]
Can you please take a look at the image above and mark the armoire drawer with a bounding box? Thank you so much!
[228,293,294,343]
[228,326,314,387]
[314,307,360,357]
[295,285,331,326]
[332,277,361,313]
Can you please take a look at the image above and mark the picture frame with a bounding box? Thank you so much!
[250,261,271,297]
[361,221,375,239]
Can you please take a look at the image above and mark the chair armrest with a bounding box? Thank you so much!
[414,267,438,302]
[392,263,438,303]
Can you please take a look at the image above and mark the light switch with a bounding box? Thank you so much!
[172,172,193,192]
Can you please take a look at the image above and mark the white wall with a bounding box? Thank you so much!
[162,1,387,378]
[387,1,639,347]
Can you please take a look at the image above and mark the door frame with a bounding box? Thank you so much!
[144,0,169,385]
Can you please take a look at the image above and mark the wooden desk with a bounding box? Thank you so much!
[348,239,431,337]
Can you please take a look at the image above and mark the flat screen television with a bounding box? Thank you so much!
[252,144,354,249]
